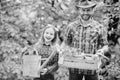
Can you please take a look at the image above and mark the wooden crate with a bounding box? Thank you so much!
[62,55,99,70]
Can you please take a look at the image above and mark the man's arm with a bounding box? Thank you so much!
[96,23,110,59]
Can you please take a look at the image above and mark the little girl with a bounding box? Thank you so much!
[33,24,59,80]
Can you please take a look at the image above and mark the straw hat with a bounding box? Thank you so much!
[77,0,97,9]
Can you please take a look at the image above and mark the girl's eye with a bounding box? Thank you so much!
[50,33,53,35]
[46,32,49,34]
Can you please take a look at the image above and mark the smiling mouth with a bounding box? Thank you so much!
[45,37,52,40]
[81,14,91,20]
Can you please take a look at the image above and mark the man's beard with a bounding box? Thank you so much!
[81,14,91,21]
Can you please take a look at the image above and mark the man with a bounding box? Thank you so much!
[64,0,109,80]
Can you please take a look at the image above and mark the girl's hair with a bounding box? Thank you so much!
[38,24,58,46]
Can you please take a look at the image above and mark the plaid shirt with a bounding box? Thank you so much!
[69,68,97,75]
[65,18,108,75]
[37,44,59,67]
[65,18,107,54]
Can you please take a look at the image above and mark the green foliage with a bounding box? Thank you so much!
[0,0,120,80]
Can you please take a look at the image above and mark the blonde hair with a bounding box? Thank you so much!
[35,24,58,49]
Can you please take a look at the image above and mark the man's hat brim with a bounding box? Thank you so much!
[77,2,97,8]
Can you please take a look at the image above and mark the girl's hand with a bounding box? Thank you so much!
[40,68,48,75]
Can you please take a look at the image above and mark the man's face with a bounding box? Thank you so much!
[80,7,93,21]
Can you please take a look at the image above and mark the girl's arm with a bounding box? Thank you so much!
[47,63,58,73]
[46,52,59,73]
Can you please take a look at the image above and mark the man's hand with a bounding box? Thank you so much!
[96,48,110,62]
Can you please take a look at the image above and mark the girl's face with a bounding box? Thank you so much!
[43,28,55,42]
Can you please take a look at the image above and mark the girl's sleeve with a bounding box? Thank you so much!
[46,51,59,73]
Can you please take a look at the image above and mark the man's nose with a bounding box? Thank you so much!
[84,11,88,14]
